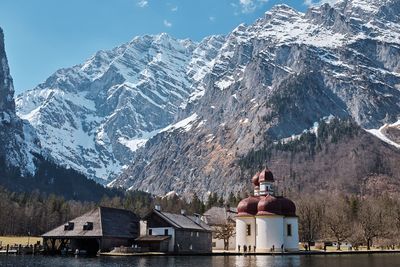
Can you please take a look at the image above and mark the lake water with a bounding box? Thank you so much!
[1,254,400,267]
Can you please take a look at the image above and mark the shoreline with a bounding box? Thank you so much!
[100,250,400,257]
[2,236,400,258]
[2,249,400,257]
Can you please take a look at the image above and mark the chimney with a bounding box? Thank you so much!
[201,215,208,224]
[194,213,201,224]
[180,209,186,215]
[155,205,161,211]
[139,220,148,236]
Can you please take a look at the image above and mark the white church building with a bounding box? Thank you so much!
[236,168,299,252]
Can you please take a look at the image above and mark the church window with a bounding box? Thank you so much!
[287,224,292,237]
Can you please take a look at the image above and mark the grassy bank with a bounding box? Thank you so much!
[0,236,42,247]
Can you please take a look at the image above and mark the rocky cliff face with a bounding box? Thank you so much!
[0,28,122,201]
[16,34,225,182]
[111,0,400,198]
[0,27,41,176]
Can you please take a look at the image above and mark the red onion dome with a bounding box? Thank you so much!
[257,195,297,216]
[259,168,274,183]
[237,196,260,216]
[279,197,296,217]
[252,172,260,186]
[257,195,281,216]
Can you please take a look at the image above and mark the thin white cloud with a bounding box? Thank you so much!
[163,19,172,27]
[137,0,148,8]
[237,0,269,14]
[230,3,240,16]
[171,6,178,12]
[209,16,216,22]
[240,0,256,13]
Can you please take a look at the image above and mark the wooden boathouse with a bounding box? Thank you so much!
[42,206,140,254]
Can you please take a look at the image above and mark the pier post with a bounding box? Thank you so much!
[6,244,9,254]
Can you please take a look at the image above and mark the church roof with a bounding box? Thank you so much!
[252,172,260,186]
[237,195,296,217]
[257,195,296,216]
[258,168,274,182]
[236,167,296,217]
[237,196,261,216]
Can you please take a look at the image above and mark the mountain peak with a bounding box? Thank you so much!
[265,4,302,19]
[268,3,299,13]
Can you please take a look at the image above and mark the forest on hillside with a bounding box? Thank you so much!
[0,155,122,202]
[238,118,400,197]
[0,187,239,236]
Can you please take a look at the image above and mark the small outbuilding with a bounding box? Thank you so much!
[137,207,212,253]
[42,206,140,254]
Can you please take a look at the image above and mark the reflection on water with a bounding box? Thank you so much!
[1,254,400,267]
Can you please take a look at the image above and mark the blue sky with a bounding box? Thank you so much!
[0,0,314,93]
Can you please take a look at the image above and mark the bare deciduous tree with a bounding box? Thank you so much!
[214,222,236,250]
[357,199,389,250]
[297,197,324,250]
[324,198,353,250]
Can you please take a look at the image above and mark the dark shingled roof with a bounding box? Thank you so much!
[203,207,237,226]
[42,207,140,238]
[149,210,212,232]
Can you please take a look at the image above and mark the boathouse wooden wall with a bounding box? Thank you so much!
[174,229,212,253]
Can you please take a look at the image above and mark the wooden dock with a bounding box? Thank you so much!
[0,244,41,255]
[0,249,18,254]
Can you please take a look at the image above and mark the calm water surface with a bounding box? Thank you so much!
[1,254,400,267]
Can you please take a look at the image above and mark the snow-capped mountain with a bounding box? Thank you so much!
[0,27,41,176]
[111,0,400,197]
[15,0,400,197]
[16,34,225,182]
